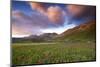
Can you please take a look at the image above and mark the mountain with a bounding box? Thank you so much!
[56,20,96,42]
[12,33,58,43]
[26,33,58,42]
[39,33,58,40]
[12,20,96,43]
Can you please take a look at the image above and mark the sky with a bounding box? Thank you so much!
[12,1,96,37]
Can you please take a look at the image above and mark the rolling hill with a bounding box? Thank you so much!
[56,20,96,42]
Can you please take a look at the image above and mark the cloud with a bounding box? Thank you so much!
[12,24,35,35]
[29,2,46,14]
[47,6,65,25]
[12,10,53,35]
[67,5,96,20]
[29,2,65,25]
[67,5,85,16]
[12,2,96,36]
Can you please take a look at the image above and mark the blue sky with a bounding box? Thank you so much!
[12,1,66,16]
[12,1,96,37]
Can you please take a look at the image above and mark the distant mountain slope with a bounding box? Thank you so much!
[56,20,96,42]
[12,33,58,43]
[12,20,96,43]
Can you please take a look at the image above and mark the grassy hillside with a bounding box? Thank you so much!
[56,20,96,42]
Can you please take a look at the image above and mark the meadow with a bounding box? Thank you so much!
[12,41,96,65]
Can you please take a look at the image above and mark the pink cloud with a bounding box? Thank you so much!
[29,2,65,25]
[66,4,96,20]
[47,6,65,25]
[29,2,46,14]
[12,10,52,35]
[67,5,86,17]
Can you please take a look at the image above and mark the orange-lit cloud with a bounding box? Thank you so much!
[29,2,46,14]
[67,5,96,20]
[12,24,32,35]
[67,5,86,17]
[29,2,65,24]
[47,6,65,24]
[12,10,24,18]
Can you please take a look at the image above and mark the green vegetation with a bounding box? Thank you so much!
[12,42,96,65]
[56,20,96,42]
[12,20,96,65]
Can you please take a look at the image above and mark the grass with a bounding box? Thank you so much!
[12,41,96,65]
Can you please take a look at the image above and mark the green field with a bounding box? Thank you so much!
[12,41,96,65]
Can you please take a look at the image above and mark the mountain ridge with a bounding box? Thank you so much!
[56,20,96,42]
[12,20,96,43]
